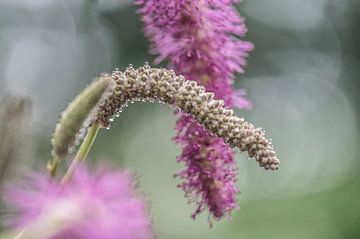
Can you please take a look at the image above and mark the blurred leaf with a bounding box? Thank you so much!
[0,95,33,187]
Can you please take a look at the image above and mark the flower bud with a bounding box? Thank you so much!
[51,77,110,162]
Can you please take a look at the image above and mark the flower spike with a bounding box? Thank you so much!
[92,64,279,170]
[136,0,254,220]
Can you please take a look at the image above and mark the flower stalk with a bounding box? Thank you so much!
[62,123,100,183]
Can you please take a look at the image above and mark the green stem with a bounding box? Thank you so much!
[47,156,59,178]
[74,124,100,161]
[62,124,100,183]
[0,230,23,239]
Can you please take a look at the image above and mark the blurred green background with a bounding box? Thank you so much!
[0,0,360,238]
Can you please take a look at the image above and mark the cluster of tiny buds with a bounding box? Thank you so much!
[92,63,279,170]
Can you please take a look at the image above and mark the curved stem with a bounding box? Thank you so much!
[61,124,100,183]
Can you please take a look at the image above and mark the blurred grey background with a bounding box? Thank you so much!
[0,0,359,238]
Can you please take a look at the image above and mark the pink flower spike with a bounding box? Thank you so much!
[174,116,239,221]
[137,0,254,221]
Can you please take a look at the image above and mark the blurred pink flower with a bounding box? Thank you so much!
[4,166,153,239]
[137,0,253,220]
[174,115,239,220]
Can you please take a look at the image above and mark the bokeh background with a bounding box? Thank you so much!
[0,0,359,238]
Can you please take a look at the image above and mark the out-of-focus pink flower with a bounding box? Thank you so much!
[3,166,153,239]
[137,0,253,220]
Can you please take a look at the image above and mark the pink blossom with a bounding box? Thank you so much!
[3,166,153,239]
[137,0,253,220]
[174,116,239,220]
